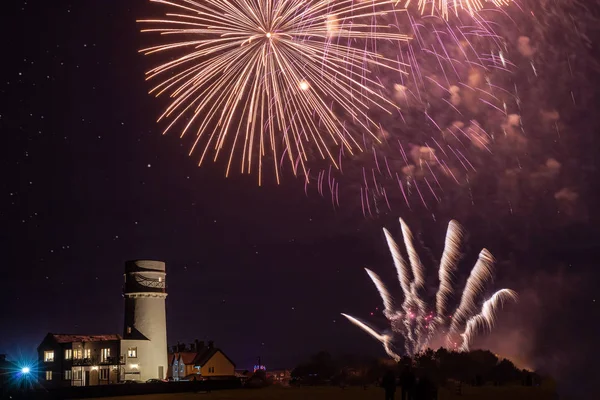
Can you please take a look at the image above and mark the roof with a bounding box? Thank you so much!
[176,352,198,365]
[195,348,236,368]
[50,334,122,343]
[171,348,236,368]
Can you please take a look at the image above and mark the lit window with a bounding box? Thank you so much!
[83,349,91,359]
[44,351,54,362]
[99,368,109,380]
[127,327,132,334]
[46,371,52,380]
[65,370,72,380]
[64,349,72,360]
[127,347,137,358]
[74,369,82,380]
[73,348,82,359]
[100,348,110,363]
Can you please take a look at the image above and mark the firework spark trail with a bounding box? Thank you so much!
[340,314,400,361]
[423,219,463,346]
[343,219,516,358]
[406,1,513,21]
[448,248,495,338]
[399,218,428,348]
[139,0,412,185]
[400,218,426,289]
[365,268,395,316]
[459,288,518,351]
[383,228,416,352]
[435,220,463,323]
[383,228,413,297]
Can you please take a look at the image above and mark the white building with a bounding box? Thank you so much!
[37,259,169,386]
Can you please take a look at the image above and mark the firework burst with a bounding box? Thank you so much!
[139,0,411,185]
[342,218,517,359]
[304,5,524,214]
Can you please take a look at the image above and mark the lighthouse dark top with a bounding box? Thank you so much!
[123,260,167,295]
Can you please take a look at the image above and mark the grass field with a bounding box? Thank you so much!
[89,384,558,400]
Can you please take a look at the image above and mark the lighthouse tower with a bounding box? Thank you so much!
[121,260,168,381]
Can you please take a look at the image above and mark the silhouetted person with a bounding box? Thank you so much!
[475,374,482,386]
[381,370,397,400]
[415,373,436,400]
[400,365,416,400]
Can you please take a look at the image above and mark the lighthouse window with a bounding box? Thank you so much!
[46,371,52,380]
[127,347,137,358]
[127,327,132,334]
[158,277,162,282]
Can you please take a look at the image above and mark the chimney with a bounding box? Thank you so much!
[198,341,205,349]
[208,340,214,349]
[194,339,200,351]
[190,342,196,351]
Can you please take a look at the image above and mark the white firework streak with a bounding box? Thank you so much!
[449,248,495,338]
[341,313,401,361]
[426,219,463,344]
[459,289,518,351]
[399,218,427,349]
[434,220,463,325]
[383,228,415,353]
[365,268,394,317]
[343,219,516,357]
[383,228,413,297]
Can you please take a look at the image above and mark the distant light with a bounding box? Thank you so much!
[21,367,30,374]
[130,364,139,369]
[91,366,98,371]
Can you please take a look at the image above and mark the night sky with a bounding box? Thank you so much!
[1,0,599,396]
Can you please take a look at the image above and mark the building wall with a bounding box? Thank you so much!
[70,365,119,386]
[120,339,160,381]
[38,339,121,387]
[38,339,70,387]
[200,351,235,377]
